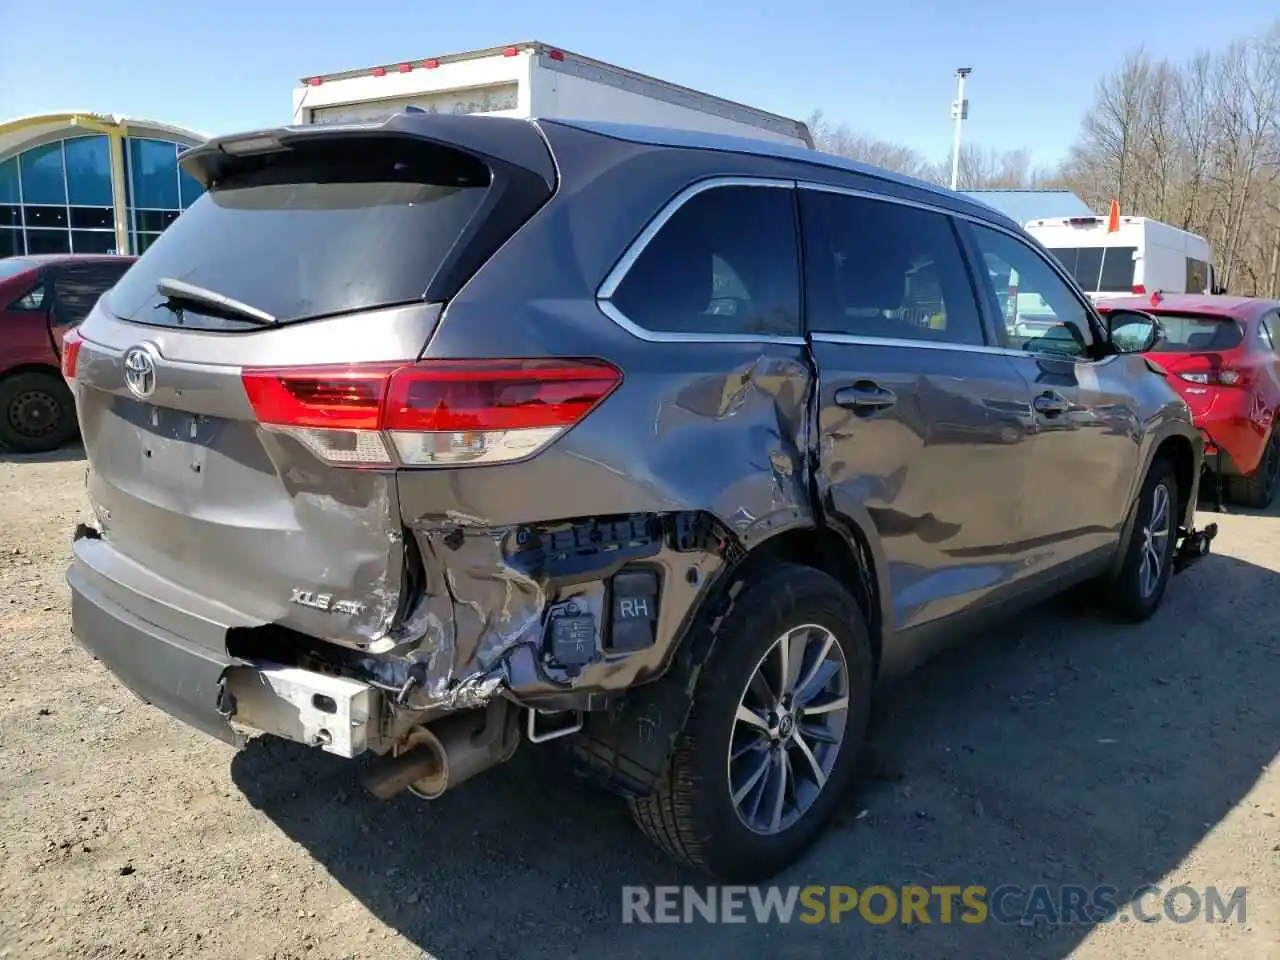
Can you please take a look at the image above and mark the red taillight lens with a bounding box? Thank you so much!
[61,329,83,380]
[240,358,622,468]
[384,359,622,431]
[242,363,400,430]
[1174,354,1250,387]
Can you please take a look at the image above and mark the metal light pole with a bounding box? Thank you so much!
[949,67,972,191]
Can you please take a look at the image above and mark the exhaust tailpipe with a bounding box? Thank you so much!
[362,699,520,801]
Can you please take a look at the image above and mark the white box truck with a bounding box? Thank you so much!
[291,41,814,148]
[1025,215,1215,298]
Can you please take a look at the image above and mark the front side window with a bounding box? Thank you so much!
[799,190,985,346]
[9,285,46,312]
[608,184,801,337]
[970,225,1096,358]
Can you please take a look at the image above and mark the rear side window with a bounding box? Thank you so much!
[1259,315,1275,352]
[800,189,984,346]
[608,184,801,337]
[53,261,132,325]
[1185,258,1210,293]
[1146,313,1245,353]
[1048,246,1137,293]
[106,140,494,327]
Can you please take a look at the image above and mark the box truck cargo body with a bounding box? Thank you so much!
[1025,215,1214,298]
[292,41,814,148]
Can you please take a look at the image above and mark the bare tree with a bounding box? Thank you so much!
[807,110,939,180]
[806,17,1280,294]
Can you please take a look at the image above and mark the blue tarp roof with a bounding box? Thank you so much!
[958,189,1094,224]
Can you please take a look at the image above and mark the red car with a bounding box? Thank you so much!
[1097,293,1280,508]
[0,254,135,453]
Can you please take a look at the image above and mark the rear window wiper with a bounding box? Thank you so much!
[154,277,277,327]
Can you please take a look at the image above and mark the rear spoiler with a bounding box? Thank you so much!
[178,112,557,191]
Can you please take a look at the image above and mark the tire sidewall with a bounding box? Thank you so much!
[681,564,873,880]
[1116,458,1179,618]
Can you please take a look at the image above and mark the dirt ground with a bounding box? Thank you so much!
[0,446,1275,960]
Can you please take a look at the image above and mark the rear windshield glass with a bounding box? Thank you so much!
[1047,246,1137,293]
[1147,313,1245,352]
[107,140,491,327]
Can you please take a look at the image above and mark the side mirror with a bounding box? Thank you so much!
[1106,308,1163,354]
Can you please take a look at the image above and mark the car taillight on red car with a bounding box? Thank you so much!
[61,329,84,381]
[1174,354,1250,387]
[241,357,623,468]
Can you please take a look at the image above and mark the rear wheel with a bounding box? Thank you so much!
[0,371,78,454]
[1098,456,1179,621]
[1226,430,1280,509]
[628,562,873,881]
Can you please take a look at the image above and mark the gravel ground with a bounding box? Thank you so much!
[0,446,1275,960]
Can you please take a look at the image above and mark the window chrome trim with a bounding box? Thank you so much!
[810,331,1120,366]
[595,176,805,345]
[796,179,1109,350]
[810,332,1010,356]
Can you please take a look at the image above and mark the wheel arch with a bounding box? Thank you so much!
[1108,429,1199,583]
[687,509,890,678]
[1,362,64,380]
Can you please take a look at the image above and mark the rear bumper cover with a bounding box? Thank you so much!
[69,559,242,745]
[68,530,246,746]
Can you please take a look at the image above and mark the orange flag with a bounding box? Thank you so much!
[1106,198,1120,233]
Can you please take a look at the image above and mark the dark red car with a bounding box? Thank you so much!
[1097,293,1280,507]
[0,254,135,453]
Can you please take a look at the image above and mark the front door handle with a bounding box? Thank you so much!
[835,381,897,416]
[1033,391,1069,416]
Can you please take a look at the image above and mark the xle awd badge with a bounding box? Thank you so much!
[289,589,366,617]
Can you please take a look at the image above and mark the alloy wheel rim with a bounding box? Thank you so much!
[7,389,60,439]
[728,623,850,836]
[1138,482,1171,599]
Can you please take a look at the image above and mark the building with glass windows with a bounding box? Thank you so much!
[0,112,208,259]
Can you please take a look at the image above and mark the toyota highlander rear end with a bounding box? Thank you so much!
[64,112,763,818]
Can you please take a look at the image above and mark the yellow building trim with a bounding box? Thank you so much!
[106,131,130,254]
[0,111,121,140]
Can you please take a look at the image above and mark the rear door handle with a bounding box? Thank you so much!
[1033,391,1069,416]
[835,381,897,416]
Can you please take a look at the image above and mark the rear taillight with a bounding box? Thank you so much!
[1175,354,1250,387]
[241,358,622,468]
[61,329,83,381]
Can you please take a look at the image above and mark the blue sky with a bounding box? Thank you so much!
[1,0,1275,167]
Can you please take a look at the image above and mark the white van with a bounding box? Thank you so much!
[1025,215,1214,299]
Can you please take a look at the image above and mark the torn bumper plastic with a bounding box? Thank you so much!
[362,511,729,715]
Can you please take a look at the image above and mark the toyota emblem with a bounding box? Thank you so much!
[122,345,159,400]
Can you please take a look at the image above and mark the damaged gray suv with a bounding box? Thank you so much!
[65,112,1216,881]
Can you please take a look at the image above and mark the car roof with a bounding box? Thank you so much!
[542,117,1019,228]
[1095,293,1280,321]
[194,113,1020,233]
